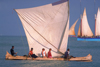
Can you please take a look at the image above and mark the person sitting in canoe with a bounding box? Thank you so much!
[41,48,47,58]
[64,48,70,59]
[48,48,52,58]
[28,48,38,58]
[64,48,75,60]
[10,46,17,56]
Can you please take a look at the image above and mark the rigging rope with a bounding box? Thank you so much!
[94,0,96,35]
[15,9,27,55]
[94,0,96,14]
[80,0,82,36]
[80,0,82,19]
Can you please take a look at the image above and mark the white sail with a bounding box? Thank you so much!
[81,8,93,37]
[69,19,78,36]
[95,8,100,36]
[15,0,69,57]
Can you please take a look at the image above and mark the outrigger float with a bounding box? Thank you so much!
[6,51,92,61]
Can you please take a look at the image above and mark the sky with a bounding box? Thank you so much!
[0,0,100,36]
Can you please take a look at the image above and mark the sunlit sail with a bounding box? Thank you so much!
[15,0,69,57]
[78,8,93,37]
[69,19,78,36]
[95,8,100,36]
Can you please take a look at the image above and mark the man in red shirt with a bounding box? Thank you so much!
[28,48,38,58]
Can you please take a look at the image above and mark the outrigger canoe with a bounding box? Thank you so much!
[5,51,92,62]
[11,0,92,62]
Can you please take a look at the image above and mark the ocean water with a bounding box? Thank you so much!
[0,36,100,67]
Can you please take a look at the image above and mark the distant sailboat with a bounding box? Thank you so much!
[95,8,100,36]
[77,8,100,41]
[78,8,93,37]
[69,19,78,37]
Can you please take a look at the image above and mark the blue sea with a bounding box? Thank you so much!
[0,36,100,67]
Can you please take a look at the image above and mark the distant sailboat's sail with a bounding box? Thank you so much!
[69,19,78,36]
[81,8,93,37]
[77,24,81,37]
[95,8,100,36]
[15,0,69,57]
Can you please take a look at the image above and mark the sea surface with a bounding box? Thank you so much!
[0,36,100,67]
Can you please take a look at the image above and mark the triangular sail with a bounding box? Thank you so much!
[81,8,93,37]
[95,8,100,36]
[77,24,81,37]
[15,0,69,57]
[69,19,78,36]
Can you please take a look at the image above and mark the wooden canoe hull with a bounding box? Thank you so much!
[5,51,92,61]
